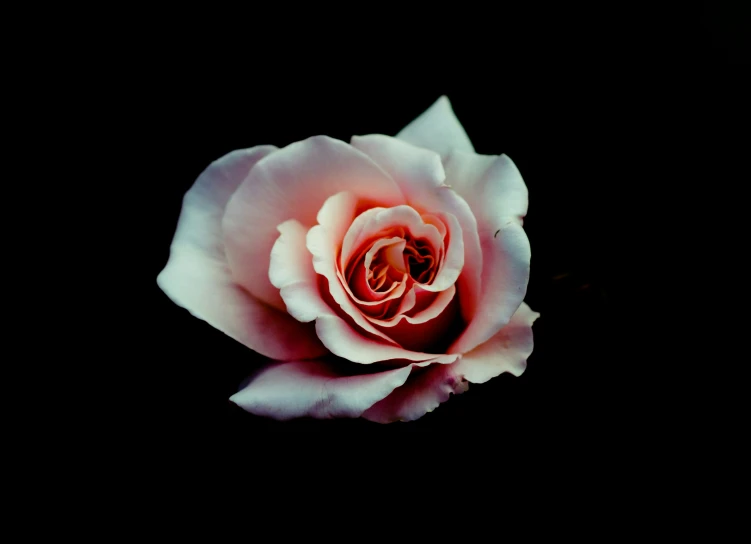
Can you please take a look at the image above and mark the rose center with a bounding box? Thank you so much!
[365,235,436,291]
[404,238,436,284]
[367,242,407,292]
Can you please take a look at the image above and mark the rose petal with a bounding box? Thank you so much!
[361,302,538,423]
[443,150,528,227]
[339,205,443,272]
[324,194,410,309]
[269,219,332,323]
[315,315,459,365]
[394,95,475,159]
[449,222,531,354]
[361,359,467,424]
[157,147,327,361]
[351,237,407,304]
[222,136,405,312]
[351,134,481,322]
[346,263,409,307]
[372,288,460,353]
[442,150,531,354]
[307,206,401,346]
[368,284,455,327]
[451,302,539,383]
[416,211,464,292]
[273,194,457,364]
[230,360,413,420]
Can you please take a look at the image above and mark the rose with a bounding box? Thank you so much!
[157,96,539,423]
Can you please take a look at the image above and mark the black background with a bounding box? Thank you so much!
[142,6,747,451]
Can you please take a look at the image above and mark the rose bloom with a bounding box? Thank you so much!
[157,96,538,423]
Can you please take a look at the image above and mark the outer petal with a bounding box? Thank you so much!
[361,360,468,424]
[363,302,539,423]
[452,302,539,383]
[395,95,475,159]
[439,121,532,355]
[351,134,482,322]
[230,360,412,420]
[157,147,327,361]
[222,136,405,312]
[449,221,531,354]
[443,149,528,228]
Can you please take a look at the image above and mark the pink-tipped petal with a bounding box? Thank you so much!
[222,136,405,312]
[452,302,539,383]
[157,146,327,361]
[361,359,467,424]
[230,360,413,420]
[394,96,474,159]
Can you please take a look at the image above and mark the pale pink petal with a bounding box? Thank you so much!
[351,134,481,322]
[368,284,455,327]
[417,211,463,293]
[449,222,531,354]
[314,315,459,365]
[230,360,412,420]
[361,359,467,424]
[452,302,539,383]
[420,213,447,238]
[158,248,326,360]
[222,136,405,312]
[394,95,474,159]
[339,205,443,270]
[157,147,327,361]
[372,289,459,353]
[314,190,360,247]
[442,149,528,228]
[268,219,331,323]
[357,286,417,322]
[440,151,531,354]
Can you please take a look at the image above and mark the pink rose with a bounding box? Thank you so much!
[157,96,538,423]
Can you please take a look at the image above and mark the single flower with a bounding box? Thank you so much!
[158,96,539,423]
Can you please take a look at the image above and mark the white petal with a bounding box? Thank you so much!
[395,96,474,158]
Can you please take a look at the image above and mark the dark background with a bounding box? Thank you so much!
[143,6,747,449]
